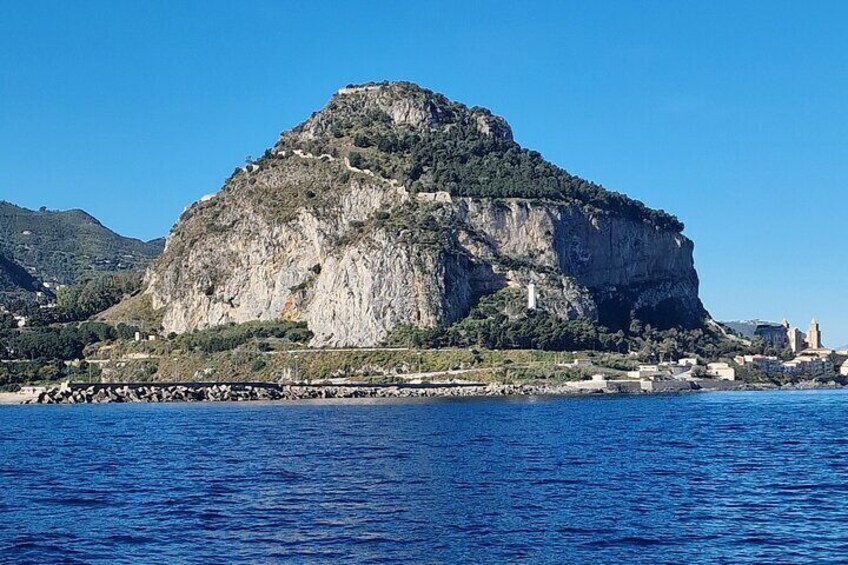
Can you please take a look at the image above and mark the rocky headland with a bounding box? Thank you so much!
[140,82,706,347]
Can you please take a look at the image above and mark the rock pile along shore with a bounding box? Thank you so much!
[28,383,591,405]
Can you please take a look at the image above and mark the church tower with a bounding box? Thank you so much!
[787,326,804,353]
[807,318,822,350]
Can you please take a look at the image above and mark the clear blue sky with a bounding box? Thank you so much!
[1,1,846,343]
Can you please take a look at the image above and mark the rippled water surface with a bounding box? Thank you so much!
[3,391,848,563]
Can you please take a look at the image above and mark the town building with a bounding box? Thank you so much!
[626,365,666,379]
[755,322,789,350]
[706,362,736,381]
[658,361,690,376]
[735,355,784,376]
[783,356,833,378]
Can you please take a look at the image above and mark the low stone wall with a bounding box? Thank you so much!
[644,380,698,393]
[28,382,592,405]
[692,379,745,392]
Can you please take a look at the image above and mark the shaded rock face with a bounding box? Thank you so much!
[146,82,706,346]
[455,199,703,329]
[0,253,40,294]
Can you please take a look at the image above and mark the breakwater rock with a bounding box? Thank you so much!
[29,383,588,405]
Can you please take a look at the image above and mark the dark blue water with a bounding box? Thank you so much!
[2,391,848,564]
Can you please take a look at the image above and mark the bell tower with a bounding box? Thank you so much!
[807,318,822,350]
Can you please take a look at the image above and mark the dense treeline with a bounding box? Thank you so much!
[388,294,743,361]
[174,321,313,354]
[0,273,144,386]
[0,319,312,387]
[406,129,682,231]
[281,83,684,232]
[56,272,142,321]
[0,321,138,362]
[3,272,142,327]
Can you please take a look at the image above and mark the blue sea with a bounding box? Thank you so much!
[2,391,848,564]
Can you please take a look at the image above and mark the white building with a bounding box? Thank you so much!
[783,356,833,377]
[627,365,666,379]
[527,283,538,311]
[707,362,736,381]
[735,355,783,375]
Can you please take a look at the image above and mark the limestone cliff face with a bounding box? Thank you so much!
[146,82,706,346]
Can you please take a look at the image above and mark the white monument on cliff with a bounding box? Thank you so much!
[527,283,538,310]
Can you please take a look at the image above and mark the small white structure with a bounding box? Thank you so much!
[840,360,848,377]
[707,362,736,381]
[659,362,689,376]
[336,85,383,96]
[527,283,538,310]
[134,332,142,342]
[627,365,666,379]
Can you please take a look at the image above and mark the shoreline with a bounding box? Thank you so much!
[1,380,844,406]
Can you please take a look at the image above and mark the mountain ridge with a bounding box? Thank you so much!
[0,201,164,285]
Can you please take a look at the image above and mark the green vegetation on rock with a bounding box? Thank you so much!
[173,321,313,353]
[57,272,143,321]
[277,81,683,231]
[387,289,739,361]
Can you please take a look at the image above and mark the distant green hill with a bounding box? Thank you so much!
[0,202,164,285]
